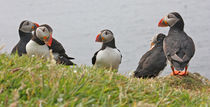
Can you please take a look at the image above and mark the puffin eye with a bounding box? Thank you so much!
[105,31,108,35]
[26,22,30,25]
[168,14,173,18]
[43,28,46,32]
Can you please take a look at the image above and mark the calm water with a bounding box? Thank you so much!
[0,0,210,78]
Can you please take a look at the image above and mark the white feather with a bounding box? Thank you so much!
[26,40,50,58]
[95,47,122,70]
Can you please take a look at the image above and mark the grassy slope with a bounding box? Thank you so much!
[0,54,209,107]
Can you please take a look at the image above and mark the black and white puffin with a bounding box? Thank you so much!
[134,33,167,78]
[158,12,195,76]
[26,24,75,65]
[92,29,122,70]
[11,20,39,56]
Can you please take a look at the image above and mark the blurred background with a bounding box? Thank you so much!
[0,0,209,78]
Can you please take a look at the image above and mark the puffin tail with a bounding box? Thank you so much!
[61,53,75,59]
[57,56,76,65]
[173,61,185,71]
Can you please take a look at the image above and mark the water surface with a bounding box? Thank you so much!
[0,0,209,78]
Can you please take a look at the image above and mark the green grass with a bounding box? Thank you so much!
[0,53,209,107]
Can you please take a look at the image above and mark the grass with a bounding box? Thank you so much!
[0,53,209,107]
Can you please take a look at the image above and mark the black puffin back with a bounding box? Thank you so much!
[134,34,167,78]
[134,45,167,78]
[48,38,72,57]
[11,30,33,56]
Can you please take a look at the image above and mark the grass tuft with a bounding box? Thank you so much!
[0,53,209,106]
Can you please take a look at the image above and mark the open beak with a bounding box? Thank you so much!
[158,16,169,27]
[44,34,53,47]
[32,23,40,30]
[95,33,104,42]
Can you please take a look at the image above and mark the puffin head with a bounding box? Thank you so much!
[95,29,114,43]
[150,33,166,48]
[19,20,39,33]
[158,12,184,29]
[35,24,53,47]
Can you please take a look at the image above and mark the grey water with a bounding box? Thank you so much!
[0,0,209,79]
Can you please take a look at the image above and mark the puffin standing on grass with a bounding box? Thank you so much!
[92,29,122,70]
[26,24,75,65]
[134,33,167,78]
[11,20,39,56]
[158,12,195,76]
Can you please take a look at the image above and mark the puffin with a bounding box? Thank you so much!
[11,20,39,56]
[92,29,122,70]
[158,12,195,76]
[134,33,167,78]
[26,24,75,65]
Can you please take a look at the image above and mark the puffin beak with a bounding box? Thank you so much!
[150,42,155,50]
[32,23,40,30]
[44,34,53,47]
[95,33,103,42]
[158,16,168,27]
[150,42,155,47]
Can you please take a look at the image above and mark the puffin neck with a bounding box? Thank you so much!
[154,41,163,48]
[31,32,45,45]
[19,30,32,39]
[101,38,116,49]
[170,20,184,31]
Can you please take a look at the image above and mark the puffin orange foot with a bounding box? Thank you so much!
[170,71,180,76]
[178,71,188,76]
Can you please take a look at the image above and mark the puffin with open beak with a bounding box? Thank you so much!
[92,29,122,70]
[134,33,167,78]
[26,24,75,65]
[11,20,39,56]
[158,12,195,76]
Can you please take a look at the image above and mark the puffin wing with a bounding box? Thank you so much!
[163,37,182,62]
[164,34,195,63]
[117,49,122,64]
[134,50,153,77]
[138,51,152,67]
[11,41,27,56]
[11,44,18,54]
[49,39,65,53]
[49,38,74,59]
[92,50,100,65]
[182,36,195,62]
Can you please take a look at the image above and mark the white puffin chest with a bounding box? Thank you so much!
[26,40,50,58]
[95,47,122,70]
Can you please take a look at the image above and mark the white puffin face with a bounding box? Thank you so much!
[36,26,51,42]
[150,34,158,49]
[151,35,158,44]
[164,13,179,27]
[19,20,36,33]
[100,30,114,43]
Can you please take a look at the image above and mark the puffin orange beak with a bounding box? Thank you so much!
[150,42,155,50]
[95,33,103,42]
[158,16,168,27]
[150,42,155,47]
[32,23,40,30]
[44,34,53,47]
[47,34,53,47]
